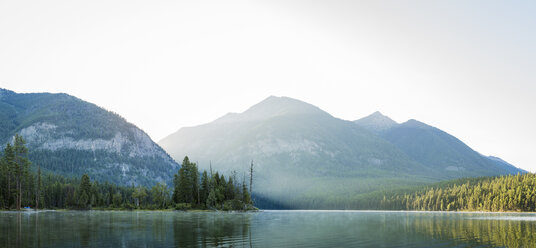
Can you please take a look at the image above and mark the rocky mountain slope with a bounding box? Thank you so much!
[0,88,178,186]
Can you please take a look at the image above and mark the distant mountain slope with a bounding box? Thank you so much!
[160,96,441,208]
[355,114,523,176]
[0,88,178,186]
[354,111,398,133]
[161,96,523,209]
[161,96,433,176]
[487,156,525,174]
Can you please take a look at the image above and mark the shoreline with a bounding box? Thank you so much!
[1,209,532,214]
[0,208,259,213]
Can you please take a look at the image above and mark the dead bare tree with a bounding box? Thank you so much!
[249,160,254,195]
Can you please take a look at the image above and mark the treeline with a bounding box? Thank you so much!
[172,157,253,210]
[0,135,254,211]
[0,135,32,210]
[375,173,536,212]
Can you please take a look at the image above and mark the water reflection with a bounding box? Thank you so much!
[1,211,536,247]
[409,212,536,247]
[173,212,252,247]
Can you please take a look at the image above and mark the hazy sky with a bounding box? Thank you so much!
[1,1,535,171]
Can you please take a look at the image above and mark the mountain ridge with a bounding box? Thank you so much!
[0,88,179,186]
[355,112,522,175]
[159,96,524,208]
[1,89,522,208]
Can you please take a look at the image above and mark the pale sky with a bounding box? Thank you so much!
[0,1,535,171]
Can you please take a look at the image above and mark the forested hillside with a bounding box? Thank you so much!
[0,88,178,186]
[369,173,536,212]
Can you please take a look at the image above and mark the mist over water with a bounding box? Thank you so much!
[1,210,535,247]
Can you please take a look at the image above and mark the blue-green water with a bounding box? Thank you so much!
[1,210,536,247]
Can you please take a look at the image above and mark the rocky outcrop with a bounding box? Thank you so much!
[0,88,179,186]
[19,122,170,160]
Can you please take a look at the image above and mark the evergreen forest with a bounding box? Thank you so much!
[368,173,536,212]
[0,135,254,211]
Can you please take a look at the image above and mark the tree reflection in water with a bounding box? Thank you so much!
[173,212,252,247]
[410,213,536,247]
[1,211,536,247]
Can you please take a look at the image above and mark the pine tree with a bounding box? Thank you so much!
[175,156,200,205]
[78,174,92,209]
[217,174,226,205]
[200,171,209,208]
[225,177,235,201]
[172,173,180,203]
[1,144,15,209]
[13,134,30,210]
[36,164,41,210]
[242,178,251,205]
[191,162,199,206]
[206,188,217,208]
[249,160,254,196]
[177,156,193,203]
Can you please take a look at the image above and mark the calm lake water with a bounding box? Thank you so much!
[1,210,536,247]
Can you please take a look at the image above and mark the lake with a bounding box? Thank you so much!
[1,210,535,247]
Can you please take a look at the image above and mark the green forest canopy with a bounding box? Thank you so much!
[367,173,536,212]
[0,135,253,211]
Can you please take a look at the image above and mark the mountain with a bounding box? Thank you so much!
[160,96,442,208]
[487,156,524,173]
[354,111,398,133]
[0,88,178,186]
[355,116,523,176]
[161,96,524,209]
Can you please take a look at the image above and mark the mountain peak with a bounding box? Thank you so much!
[214,96,330,124]
[254,95,316,108]
[250,95,329,115]
[0,88,15,99]
[371,110,384,115]
[354,111,398,132]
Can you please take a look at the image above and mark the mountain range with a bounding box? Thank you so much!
[0,88,178,186]
[0,89,523,209]
[159,96,523,208]
[355,111,521,175]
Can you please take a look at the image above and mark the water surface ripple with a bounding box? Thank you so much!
[1,210,535,247]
